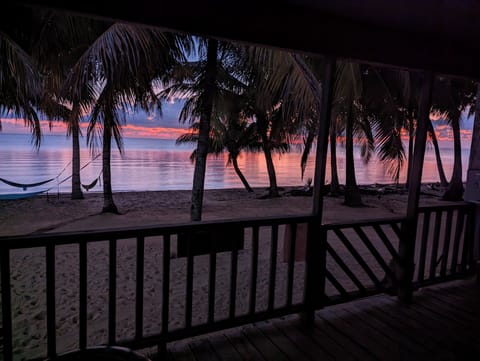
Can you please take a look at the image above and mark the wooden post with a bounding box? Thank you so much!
[397,71,434,303]
[304,56,335,326]
[464,83,480,284]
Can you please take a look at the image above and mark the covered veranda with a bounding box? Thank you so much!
[2,1,480,360]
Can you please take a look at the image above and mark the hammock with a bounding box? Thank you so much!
[1,153,101,197]
[82,176,100,191]
[0,177,55,190]
[0,189,50,200]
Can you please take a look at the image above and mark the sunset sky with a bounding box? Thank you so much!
[0,99,188,140]
[0,101,475,142]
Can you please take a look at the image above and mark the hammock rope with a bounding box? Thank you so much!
[57,153,101,186]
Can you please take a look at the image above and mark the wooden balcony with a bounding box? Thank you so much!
[164,278,480,361]
[1,203,476,361]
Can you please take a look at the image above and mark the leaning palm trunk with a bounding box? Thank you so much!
[231,155,253,192]
[443,115,464,201]
[344,107,363,206]
[329,120,340,196]
[101,119,119,214]
[428,119,448,187]
[70,104,83,199]
[191,38,218,221]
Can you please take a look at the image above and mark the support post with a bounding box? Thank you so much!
[464,83,480,284]
[397,71,434,303]
[303,56,335,326]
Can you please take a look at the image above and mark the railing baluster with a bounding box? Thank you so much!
[325,243,366,293]
[46,244,56,358]
[208,236,217,324]
[185,234,194,328]
[109,239,117,345]
[161,234,170,353]
[440,210,453,277]
[390,222,403,239]
[229,246,238,319]
[1,249,13,361]
[333,229,382,288]
[450,211,465,276]
[249,226,259,315]
[325,269,348,297]
[135,236,145,340]
[372,224,401,260]
[286,223,297,308]
[461,208,474,273]
[354,227,397,283]
[79,242,87,349]
[429,211,442,280]
[417,211,431,283]
[268,225,278,312]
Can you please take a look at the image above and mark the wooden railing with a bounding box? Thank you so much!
[322,217,404,304]
[0,216,312,361]
[0,203,476,361]
[414,204,475,287]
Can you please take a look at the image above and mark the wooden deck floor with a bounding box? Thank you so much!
[160,278,480,361]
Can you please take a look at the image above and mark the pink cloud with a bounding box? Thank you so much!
[1,118,187,140]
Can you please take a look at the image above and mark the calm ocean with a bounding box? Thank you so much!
[0,133,471,195]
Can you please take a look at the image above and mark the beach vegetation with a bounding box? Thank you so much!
[65,22,190,212]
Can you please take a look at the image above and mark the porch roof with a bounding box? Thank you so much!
[17,0,480,79]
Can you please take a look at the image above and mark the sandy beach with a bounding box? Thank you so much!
[0,186,456,360]
[0,185,446,236]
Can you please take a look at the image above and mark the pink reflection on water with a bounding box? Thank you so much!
[0,134,471,194]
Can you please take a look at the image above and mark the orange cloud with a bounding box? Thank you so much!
[1,118,187,140]
[122,124,187,139]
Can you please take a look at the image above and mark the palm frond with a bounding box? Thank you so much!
[0,29,41,146]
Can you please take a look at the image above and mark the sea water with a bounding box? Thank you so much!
[0,133,471,195]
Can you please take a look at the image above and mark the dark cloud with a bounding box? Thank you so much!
[125,100,186,129]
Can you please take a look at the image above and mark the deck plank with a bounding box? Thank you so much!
[279,317,364,361]
[223,327,267,361]
[188,338,222,361]
[206,334,243,361]
[165,279,480,361]
[254,320,312,361]
[241,324,290,361]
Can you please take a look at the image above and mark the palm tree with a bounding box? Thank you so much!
[432,77,476,201]
[67,22,188,213]
[332,61,374,206]
[32,12,103,199]
[245,49,324,198]
[191,38,218,220]
[168,43,326,215]
[162,38,247,220]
